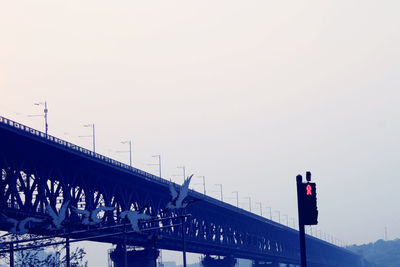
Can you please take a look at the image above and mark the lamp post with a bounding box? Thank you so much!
[29,101,48,135]
[283,214,288,226]
[181,216,187,267]
[215,184,223,201]
[244,197,251,212]
[256,202,262,216]
[290,217,296,229]
[80,124,95,152]
[274,210,280,223]
[177,166,186,181]
[197,176,206,195]
[232,191,239,208]
[152,155,162,178]
[149,155,162,267]
[118,140,132,166]
[265,207,272,220]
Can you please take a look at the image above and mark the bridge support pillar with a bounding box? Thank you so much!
[201,255,236,267]
[109,245,159,267]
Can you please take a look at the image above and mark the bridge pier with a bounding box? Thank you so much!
[109,245,159,267]
[201,255,236,267]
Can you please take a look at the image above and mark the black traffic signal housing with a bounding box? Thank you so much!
[300,182,318,225]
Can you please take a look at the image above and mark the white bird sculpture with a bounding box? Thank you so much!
[166,174,193,210]
[2,215,44,235]
[120,210,151,232]
[72,206,114,225]
[46,200,70,230]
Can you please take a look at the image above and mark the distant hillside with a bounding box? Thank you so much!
[347,238,400,267]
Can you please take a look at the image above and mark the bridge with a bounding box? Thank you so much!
[0,115,362,267]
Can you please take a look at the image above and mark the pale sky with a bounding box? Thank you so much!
[1,1,400,266]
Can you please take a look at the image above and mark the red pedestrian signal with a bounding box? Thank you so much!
[297,174,318,226]
[306,184,312,195]
[300,182,318,225]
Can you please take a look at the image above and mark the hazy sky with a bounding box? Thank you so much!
[1,1,400,265]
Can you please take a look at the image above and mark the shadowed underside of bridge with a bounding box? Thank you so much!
[0,116,361,266]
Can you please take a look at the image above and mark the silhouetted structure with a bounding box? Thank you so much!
[110,246,158,267]
[0,116,363,266]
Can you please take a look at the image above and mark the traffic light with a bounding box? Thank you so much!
[300,182,318,225]
[296,172,318,267]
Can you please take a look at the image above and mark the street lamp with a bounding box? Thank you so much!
[215,184,223,201]
[256,202,262,216]
[290,217,296,229]
[152,155,162,178]
[29,101,48,135]
[265,207,272,220]
[232,191,239,208]
[177,166,186,181]
[274,210,280,223]
[118,140,132,166]
[79,124,95,152]
[283,214,288,226]
[196,176,206,195]
[244,197,251,212]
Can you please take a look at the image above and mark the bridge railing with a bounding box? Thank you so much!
[0,115,170,185]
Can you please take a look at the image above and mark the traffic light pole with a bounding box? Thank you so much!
[296,174,307,267]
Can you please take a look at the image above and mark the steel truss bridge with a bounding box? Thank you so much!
[0,116,362,266]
